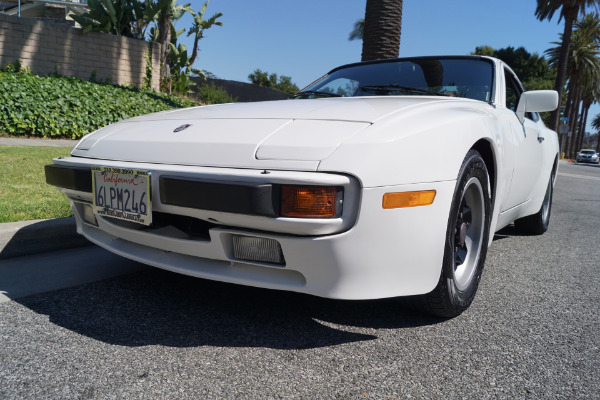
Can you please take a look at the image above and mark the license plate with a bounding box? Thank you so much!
[91,167,152,225]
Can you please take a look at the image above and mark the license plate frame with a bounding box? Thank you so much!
[91,167,152,226]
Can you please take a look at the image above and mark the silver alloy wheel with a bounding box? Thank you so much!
[541,178,552,222]
[418,149,491,317]
[453,177,485,291]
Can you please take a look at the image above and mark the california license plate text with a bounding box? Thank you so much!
[92,167,151,225]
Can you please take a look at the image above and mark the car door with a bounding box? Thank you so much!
[501,68,544,212]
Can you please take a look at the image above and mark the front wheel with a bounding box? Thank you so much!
[417,150,491,318]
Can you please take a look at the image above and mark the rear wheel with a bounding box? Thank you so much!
[417,150,491,318]
[514,171,554,235]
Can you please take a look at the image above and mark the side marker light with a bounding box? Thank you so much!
[382,190,436,209]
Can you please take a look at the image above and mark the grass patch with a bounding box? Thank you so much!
[0,146,72,223]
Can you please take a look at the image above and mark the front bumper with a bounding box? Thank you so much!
[576,157,599,163]
[47,157,455,299]
[46,157,359,236]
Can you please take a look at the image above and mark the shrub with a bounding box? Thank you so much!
[196,82,237,105]
[0,68,198,139]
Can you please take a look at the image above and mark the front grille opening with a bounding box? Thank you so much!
[151,212,217,240]
[103,212,217,240]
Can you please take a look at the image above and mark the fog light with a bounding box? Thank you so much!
[82,203,98,226]
[232,235,285,265]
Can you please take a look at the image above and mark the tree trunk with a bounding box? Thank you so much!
[157,7,172,80]
[568,104,579,158]
[560,79,574,153]
[361,0,403,61]
[566,88,581,158]
[570,98,579,158]
[189,37,200,68]
[549,6,578,133]
[564,87,574,157]
[578,102,590,150]
[576,104,587,152]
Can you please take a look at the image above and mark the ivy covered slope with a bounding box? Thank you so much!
[0,69,198,139]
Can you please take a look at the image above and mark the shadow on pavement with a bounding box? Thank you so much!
[0,218,91,260]
[571,162,600,169]
[492,224,531,240]
[16,268,443,350]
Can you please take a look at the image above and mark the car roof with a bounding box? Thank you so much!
[327,55,497,74]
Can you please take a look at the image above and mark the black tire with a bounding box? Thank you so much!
[514,171,554,235]
[416,150,491,318]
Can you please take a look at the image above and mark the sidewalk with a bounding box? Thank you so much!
[0,138,148,301]
[0,137,77,148]
[0,218,91,260]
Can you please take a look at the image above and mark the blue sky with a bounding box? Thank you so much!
[178,0,599,130]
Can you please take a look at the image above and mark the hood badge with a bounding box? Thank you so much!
[173,124,192,132]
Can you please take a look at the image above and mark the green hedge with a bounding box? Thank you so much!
[0,69,198,139]
[195,82,237,105]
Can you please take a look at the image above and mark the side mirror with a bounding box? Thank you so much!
[516,90,558,124]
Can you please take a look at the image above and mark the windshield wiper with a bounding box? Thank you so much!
[360,85,450,97]
[291,90,343,99]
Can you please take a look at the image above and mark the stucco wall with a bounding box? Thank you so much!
[0,14,160,90]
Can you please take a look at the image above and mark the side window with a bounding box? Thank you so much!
[504,68,538,121]
[504,69,522,112]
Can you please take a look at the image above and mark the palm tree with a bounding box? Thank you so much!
[545,13,600,157]
[187,2,223,68]
[348,19,364,41]
[361,0,403,61]
[591,113,600,150]
[574,14,600,153]
[155,0,179,81]
[535,0,600,132]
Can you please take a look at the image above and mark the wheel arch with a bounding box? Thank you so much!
[471,139,496,203]
[551,153,559,185]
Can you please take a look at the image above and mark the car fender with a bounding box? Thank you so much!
[318,100,506,190]
[318,101,517,241]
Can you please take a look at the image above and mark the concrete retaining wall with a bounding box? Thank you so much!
[0,13,160,90]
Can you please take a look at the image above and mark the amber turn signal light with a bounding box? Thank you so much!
[382,190,436,209]
[280,186,340,218]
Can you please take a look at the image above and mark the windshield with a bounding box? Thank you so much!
[299,57,494,102]
[581,150,596,155]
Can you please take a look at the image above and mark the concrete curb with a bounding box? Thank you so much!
[0,217,92,260]
[0,137,77,148]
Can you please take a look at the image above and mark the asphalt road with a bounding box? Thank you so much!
[1,161,598,399]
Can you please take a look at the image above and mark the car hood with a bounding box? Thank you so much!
[71,97,460,170]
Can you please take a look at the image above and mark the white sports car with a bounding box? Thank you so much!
[46,56,559,317]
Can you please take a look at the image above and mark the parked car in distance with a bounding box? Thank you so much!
[45,56,559,317]
[575,149,600,164]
